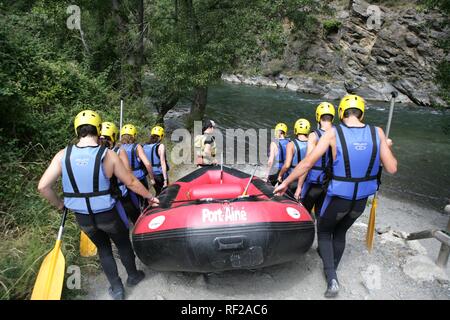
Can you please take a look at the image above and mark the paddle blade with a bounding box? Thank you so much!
[366,197,378,253]
[80,231,97,257]
[31,241,65,300]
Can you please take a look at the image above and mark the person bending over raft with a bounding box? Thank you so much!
[195,119,218,167]
[38,110,159,300]
[265,123,290,186]
[143,125,169,196]
[277,119,310,197]
[301,102,336,217]
[119,124,155,210]
[274,95,397,298]
[99,121,140,224]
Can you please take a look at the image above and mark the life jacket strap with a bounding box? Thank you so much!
[291,139,302,169]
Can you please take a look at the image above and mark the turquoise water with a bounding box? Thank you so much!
[203,82,450,210]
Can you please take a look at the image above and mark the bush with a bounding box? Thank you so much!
[0,6,154,300]
[323,19,341,35]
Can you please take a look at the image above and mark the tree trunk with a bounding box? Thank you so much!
[190,87,208,122]
[112,0,128,96]
[155,93,179,125]
[133,0,145,97]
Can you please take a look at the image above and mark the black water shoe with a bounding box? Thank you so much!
[127,270,145,287]
[108,283,125,300]
[324,279,339,298]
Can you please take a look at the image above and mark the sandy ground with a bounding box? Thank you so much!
[82,165,450,300]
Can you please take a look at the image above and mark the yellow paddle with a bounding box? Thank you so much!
[80,231,97,257]
[31,208,68,300]
[366,91,397,252]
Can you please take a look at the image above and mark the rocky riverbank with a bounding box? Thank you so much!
[83,164,450,300]
[224,0,449,107]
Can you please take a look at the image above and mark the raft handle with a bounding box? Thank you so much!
[214,236,246,250]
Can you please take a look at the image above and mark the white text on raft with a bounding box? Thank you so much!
[202,207,247,223]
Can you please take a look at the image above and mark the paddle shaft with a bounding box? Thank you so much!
[385,93,396,139]
[243,165,258,196]
[58,208,68,241]
[119,99,123,140]
[367,92,397,251]
[220,153,223,184]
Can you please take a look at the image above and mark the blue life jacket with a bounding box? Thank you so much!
[276,138,290,170]
[122,143,146,180]
[327,124,381,201]
[112,146,128,197]
[143,143,170,176]
[290,138,308,174]
[62,145,115,214]
[273,138,290,179]
[306,129,331,185]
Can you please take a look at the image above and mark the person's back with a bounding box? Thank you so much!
[62,144,114,214]
[301,102,335,215]
[38,110,159,300]
[100,121,140,224]
[266,122,289,186]
[119,124,155,208]
[120,125,146,181]
[326,122,380,200]
[143,125,169,195]
[277,119,310,195]
[274,95,397,298]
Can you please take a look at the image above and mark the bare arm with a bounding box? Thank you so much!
[265,142,277,179]
[306,132,318,155]
[377,127,397,174]
[294,173,308,200]
[136,144,155,182]
[278,142,294,180]
[275,130,335,194]
[158,144,168,184]
[105,150,158,205]
[38,150,65,210]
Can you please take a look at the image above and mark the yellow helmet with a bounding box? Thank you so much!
[338,94,365,120]
[100,122,119,143]
[74,110,102,136]
[274,123,288,137]
[294,118,311,135]
[120,124,137,138]
[151,125,165,139]
[315,102,336,123]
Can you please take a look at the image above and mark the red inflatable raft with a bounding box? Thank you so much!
[132,166,314,272]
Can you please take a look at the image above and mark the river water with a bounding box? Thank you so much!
[198,82,449,211]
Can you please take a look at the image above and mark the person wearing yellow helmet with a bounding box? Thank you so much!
[277,119,310,196]
[143,125,169,195]
[265,123,290,186]
[119,124,156,211]
[38,110,159,300]
[100,122,140,223]
[274,95,397,298]
[301,102,336,217]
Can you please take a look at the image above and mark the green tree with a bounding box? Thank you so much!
[148,0,324,125]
